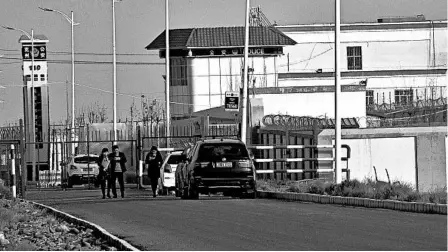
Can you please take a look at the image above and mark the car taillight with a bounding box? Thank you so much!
[237,160,252,168]
[70,165,77,170]
[195,162,210,169]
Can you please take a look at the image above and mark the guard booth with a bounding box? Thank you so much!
[19,34,51,183]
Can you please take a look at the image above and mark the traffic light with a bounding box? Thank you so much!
[34,87,43,148]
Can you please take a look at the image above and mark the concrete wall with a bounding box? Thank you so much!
[317,126,447,192]
[416,133,447,192]
[338,137,416,186]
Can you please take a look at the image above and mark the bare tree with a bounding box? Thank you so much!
[75,102,108,126]
[128,99,139,123]
[86,102,108,124]
[141,97,165,137]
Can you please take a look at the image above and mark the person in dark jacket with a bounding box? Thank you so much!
[108,145,127,198]
[145,146,163,197]
[96,148,110,199]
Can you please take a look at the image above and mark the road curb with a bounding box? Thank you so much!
[25,200,140,251]
[257,191,447,215]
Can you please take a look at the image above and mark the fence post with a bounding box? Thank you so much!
[138,160,144,189]
[10,145,16,198]
[136,125,142,189]
[87,124,91,189]
[19,119,26,199]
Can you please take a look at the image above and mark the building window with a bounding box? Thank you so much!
[170,58,187,86]
[34,74,38,81]
[395,89,413,105]
[40,74,45,81]
[347,46,362,70]
[24,75,31,82]
[366,90,374,106]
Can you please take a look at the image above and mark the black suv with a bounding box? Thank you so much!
[175,139,256,199]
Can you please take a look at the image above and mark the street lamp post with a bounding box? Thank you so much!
[112,0,118,142]
[165,0,171,147]
[334,0,342,184]
[1,26,37,181]
[39,7,79,155]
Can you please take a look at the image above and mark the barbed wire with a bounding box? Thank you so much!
[262,110,447,130]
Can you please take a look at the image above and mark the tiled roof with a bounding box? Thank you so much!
[19,35,49,42]
[145,26,296,50]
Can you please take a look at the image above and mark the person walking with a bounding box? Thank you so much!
[96,148,111,199]
[108,145,127,198]
[145,146,163,197]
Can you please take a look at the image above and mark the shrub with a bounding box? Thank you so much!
[420,186,447,204]
[286,182,307,193]
[256,178,447,204]
[308,181,325,195]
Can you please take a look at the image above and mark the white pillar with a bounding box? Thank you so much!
[139,160,144,188]
[10,145,16,198]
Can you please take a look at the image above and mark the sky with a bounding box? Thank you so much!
[0,0,446,126]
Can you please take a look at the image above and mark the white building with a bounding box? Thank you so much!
[146,18,447,127]
[276,19,447,113]
[146,26,297,120]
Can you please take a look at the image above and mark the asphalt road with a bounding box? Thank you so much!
[30,191,448,251]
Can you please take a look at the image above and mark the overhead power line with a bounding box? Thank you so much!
[0,48,159,56]
[0,56,163,65]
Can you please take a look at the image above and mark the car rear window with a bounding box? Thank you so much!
[74,156,97,164]
[167,155,183,164]
[197,143,249,162]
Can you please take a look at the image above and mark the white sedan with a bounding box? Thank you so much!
[62,154,99,188]
[160,151,183,195]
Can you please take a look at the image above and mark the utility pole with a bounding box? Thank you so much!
[112,0,118,142]
[334,0,342,184]
[39,7,79,155]
[241,0,250,144]
[165,0,171,147]
[30,29,36,182]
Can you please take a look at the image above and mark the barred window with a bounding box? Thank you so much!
[394,89,413,105]
[170,58,187,86]
[366,90,374,106]
[347,46,362,70]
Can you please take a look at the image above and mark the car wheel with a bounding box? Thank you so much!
[188,183,199,200]
[241,189,257,199]
[67,177,74,188]
[181,187,189,199]
[223,191,232,197]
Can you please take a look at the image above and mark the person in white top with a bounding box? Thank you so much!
[96,148,110,199]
